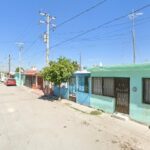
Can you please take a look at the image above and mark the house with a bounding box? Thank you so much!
[23,68,43,90]
[14,72,25,86]
[0,72,7,82]
[56,64,150,125]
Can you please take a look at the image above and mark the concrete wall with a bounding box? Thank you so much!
[53,85,69,99]
[91,70,150,125]
[90,95,115,113]
[14,73,25,86]
[54,69,150,124]
[76,74,91,106]
[76,92,90,106]
[129,71,150,125]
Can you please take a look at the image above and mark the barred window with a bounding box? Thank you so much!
[92,77,114,97]
[84,77,89,93]
[92,77,102,95]
[78,77,84,92]
[143,78,150,104]
[78,76,89,93]
[103,78,114,97]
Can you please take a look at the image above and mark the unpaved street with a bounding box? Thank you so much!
[0,83,150,150]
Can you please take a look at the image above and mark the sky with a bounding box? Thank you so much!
[0,0,150,71]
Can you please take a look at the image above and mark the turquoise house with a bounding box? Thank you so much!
[90,64,150,125]
[60,64,150,125]
[53,64,150,125]
[14,73,25,86]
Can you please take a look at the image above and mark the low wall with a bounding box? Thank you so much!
[76,92,90,106]
[53,86,69,99]
[90,94,115,113]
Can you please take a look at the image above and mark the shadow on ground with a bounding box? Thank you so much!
[38,95,59,101]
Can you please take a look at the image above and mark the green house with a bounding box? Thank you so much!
[73,64,150,125]
[89,64,150,124]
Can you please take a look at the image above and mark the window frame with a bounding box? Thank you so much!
[143,78,150,104]
[78,76,89,93]
[84,76,89,93]
[92,77,115,97]
[92,77,103,95]
[102,77,115,97]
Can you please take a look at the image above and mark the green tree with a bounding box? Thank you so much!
[72,61,80,71]
[41,57,76,99]
[15,67,24,73]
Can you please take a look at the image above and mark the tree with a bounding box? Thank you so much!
[15,67,24,73]
[41,57,76,99]
[72,61,80,71]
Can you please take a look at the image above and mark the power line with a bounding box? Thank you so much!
[24,4,150,67]
[51,4,150,49]
[23,9,150,63]
[23,35,41,55]
[56,0,107,28]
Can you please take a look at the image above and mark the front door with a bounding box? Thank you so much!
[69,77,76,102]
[115,78,130,114]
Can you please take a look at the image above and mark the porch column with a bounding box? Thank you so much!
[35,75,38,88]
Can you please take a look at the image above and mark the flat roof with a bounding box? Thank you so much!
[88,63,150,72]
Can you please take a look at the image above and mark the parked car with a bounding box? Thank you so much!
[4,78,16,86]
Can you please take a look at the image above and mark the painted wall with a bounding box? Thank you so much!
[52,67,150,125]
[129,71,150,125]
[76,92,90,106]
[91,69,150,125]
[75,74,91,106]
[14,73,25,86]
[90,95,115,113]
[53,85,69,99]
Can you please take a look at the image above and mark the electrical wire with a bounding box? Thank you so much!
[56,0,107,29]
[51,4,150,49]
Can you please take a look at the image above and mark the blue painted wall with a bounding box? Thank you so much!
[53,85,69,99]
[76,74,91,106]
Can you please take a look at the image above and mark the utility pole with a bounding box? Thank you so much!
[8,54,11,76]
[39,11,56,66]
[16,42,24,86]
[79,52,82,71]
[129,10,143,64]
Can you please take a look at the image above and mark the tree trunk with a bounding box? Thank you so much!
[58,84,61,100]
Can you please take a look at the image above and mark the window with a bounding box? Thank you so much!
[84,77,89,93]
[92,77,114,97]
[143,78,150,104]
[92,77,102,95]
[78,76,89,93]
[103,78,115,97]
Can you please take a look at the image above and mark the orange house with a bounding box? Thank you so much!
[24,69,43,90]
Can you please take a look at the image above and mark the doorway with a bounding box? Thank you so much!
[115,78,130,114]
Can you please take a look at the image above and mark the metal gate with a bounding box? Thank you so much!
[115,78,130,114]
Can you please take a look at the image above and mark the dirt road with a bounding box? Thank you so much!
[0,83,150,150]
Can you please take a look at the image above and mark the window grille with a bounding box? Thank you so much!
[103,78,114,97]
[143,78,150,104]
[92,77,102,95]
[92,77,114,97]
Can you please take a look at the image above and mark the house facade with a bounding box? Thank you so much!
[88,64,150,125]
[14,73,25,86]
[57,64,150,125]
[23,69,43,90]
